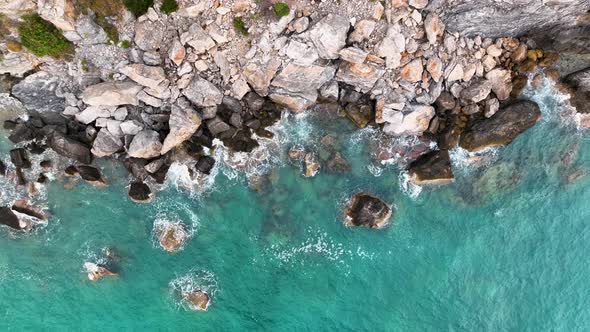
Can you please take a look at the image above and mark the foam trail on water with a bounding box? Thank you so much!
[399,171,422,199]
[169,270,218,311]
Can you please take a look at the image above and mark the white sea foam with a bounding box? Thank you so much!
[169,269,218,311]
[151,211,199,252]
[399,171,422,199]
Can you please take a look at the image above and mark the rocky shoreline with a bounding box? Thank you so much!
[0,0,589,232]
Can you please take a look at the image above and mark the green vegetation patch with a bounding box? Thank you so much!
[124,0,154,17]
[121,39,131,48]
[233,17,249,36]
[18,14,73,58]
[273,2,290,17]
[160,0,178,14]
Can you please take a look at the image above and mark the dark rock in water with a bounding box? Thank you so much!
[11,71,65,113]
[344,193,392,229]
[219,96,242,114]
[195,156,215,175]
[65,165,79,176]
[48,132,93,164]
[76,165,105,185]
[207,117,231,136]
[10,148,31,168]
[84,262,118,282]
[192,129,213,149]
[255,128,274,139]
[459,101,541,151]
[12,200,47,220]
[3,120,17,130]
[128,181,153,203]
[8,124,35,143]
[326,152,351,173]
[564,68,590,114]
[244,118,261,130]
[15,167,27,186]
[0,207,22,230]
[26,142,46,155]
[37,173,48,183]
[124,158,149,181]
[408,150,455,184]
[157,223,188,252]
[150,163,169,184]
[0,160,5,176]
[184,290,210,311]
[40,160,53,169]
[344,103,373,128]
[244,92,265,112]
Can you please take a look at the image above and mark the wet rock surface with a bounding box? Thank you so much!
[408,150,454,184]
[344,193,392,229]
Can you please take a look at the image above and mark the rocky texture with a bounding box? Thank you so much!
[82,82,143,106]
[344,193,392,229]
[76,165,105,185]
[460,101,542,151]
[128,130,162,159]
[383,105,435,136]
[270,63,335,111]
[184,290,210,311]
[91,129,123,157]
[128,181,153,203]
[157,223,188,252]
[48,132,92,164]
[0,207,22,230]
[434,0,590,52]
[161,106,202,154]
[84,262,117,282]
[564,67,590,114]
[408,150,454,184]
[336,62,385,93]
[12,72,64,113]
[309,14,350,60]
[182,76,223,107]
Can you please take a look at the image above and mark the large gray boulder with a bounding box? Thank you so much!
[161,105,202,154]
[460,101,541,151]
[269,63,335,111]
[92,128,123,157]
[182,76,223,107]
[12,71,64,113]
[82,82,143,106]
[128,130,162,159]
[47,131,92,164]
[309,14,350,60]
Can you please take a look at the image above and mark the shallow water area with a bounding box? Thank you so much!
[2,81,590,330]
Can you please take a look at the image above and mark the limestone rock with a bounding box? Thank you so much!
[383,105,435,136]
[182,76,223,107]
[0,53,38,77]
[485,68,512,101]
[309,14,350,60]
[161,105,202,154]
[128,181,153,203]
[82,82,143,106]
[181,23,215,54]
[120,120,144,135]
[243,58,281,96]
[92,128,123,157]
[37,0,76,31]
[12,71,64,113]
[47,131,92,164]
[336,62,385,93]
[348,19,376,43]
[427,56,443,82]
[344,193,392,229]
[408,150,454,184]
[134,19,165,51]
[401,59,423,82]
[75,106,113,124]
[460,101,541,151]
[120,64,167,91]
[424,13,445,45]
[269,63,335,111]
[377,24,405,69]
[460,79,492,103]
[128,130,162,159]
[339,47,368,64]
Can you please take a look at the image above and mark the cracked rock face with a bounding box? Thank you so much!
[128,130,162,159]
[181,76,223,107]
[161,105,202,154]
[309,14,350,60]
[82,82,143,106]
[12,71,64,113]
[91,128,123,157]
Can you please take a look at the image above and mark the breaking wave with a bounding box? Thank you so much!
[168,269,218,311]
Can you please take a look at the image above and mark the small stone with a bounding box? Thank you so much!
[484,98,500,118]
[427,56,443,82]
[338,47,368,64]
[401,59,423,82]
[348,19,376,43]
[168,39,186,66]
[409,0,428,9]
[485,68,512,101]
[486,44,502,57]
[292,17,310,33]
[120,120,144,135]
[460,79,492,103]
[128,181,153,203]
[424,13,445,45]
[344,193,392,229]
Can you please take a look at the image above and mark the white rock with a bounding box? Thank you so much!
[75,106,113,124]
[182,76,223,107]
[424,13,445,45]
[161,105,202,154]
[348,19,376,43]
[120,64,167,91]
[181,23,215,54]
[168,39,186,66]
[128,130,162,159]
[339,47,368,64]
[120,120,144,135]
[137,90,162,107]
[231,76,251,100]
[92,128,123,157]
[309,14,350,60]
[383,105,435,136]
[377,24,405,69]
[284,40,319,66]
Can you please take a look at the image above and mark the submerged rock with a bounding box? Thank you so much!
[408,150,454,184]
[460,101,541,151]
[128,181,153,203]
[344,193,392,229]
[83,262,117,282]
[76,165,106,186]
[157,223,188,252]
[183,290,211,311]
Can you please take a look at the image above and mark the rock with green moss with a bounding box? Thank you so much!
[124,0,154,17]
[233,17,248,36]
[273,2,290,17]
[160,0,178,14]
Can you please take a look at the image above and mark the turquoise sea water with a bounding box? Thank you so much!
[1,80,590,331]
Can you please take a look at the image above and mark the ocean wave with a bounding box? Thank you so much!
[398,171,422,199]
